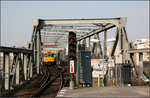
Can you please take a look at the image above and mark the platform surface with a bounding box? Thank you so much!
[56,86,149,98]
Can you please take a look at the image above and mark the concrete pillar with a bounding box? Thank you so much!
[16,54,20,84]
[23,54,27,80]
[4,53,10,90]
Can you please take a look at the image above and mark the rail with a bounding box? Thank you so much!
[31,63,66,97]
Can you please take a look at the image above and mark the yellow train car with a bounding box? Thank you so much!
[43,51,56,65]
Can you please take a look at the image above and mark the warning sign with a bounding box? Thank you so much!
[91,59,106,70]
[92,70,104,77]
[70,60,74,73]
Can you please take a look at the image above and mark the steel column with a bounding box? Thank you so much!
[23,54,27,80]
[83,39,86,49]
[32,26,37,74]
[4,53,10,90]
[117,27,130,63]
[115,65,118,86]
[39,30,42,73]
[95,33,103,58]
[110,28,119,57]
[79,40,81,44]
[104,30,107,58]
[16,54,20,84]
[30,63,33,78]
[29,43,33,78]
[34,35,37,72]
[30,56,33,78]
[119,28,122,54]
[89,37,91,51]
[94,34,98,58]
[36,30,40,74]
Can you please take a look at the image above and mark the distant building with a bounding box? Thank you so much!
[133,38,150,65]
[42,43,64,54]
[107,38,149,65]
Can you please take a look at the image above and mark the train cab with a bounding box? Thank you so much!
[43,51,56,65]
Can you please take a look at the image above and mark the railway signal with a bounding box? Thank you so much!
[68,31,77,60]
[68,31,77,89]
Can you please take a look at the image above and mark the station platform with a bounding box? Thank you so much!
[56,86,149,98]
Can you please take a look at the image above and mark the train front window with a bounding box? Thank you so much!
[48,54,51,57]
[44,54,48,57]
[51,54,54,57]
[44,54,51,57]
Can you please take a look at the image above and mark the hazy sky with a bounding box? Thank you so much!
[1,1,149,47]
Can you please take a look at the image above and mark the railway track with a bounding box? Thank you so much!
[31,63,69,97]
[31,63,64,97]
[5,62,69,98]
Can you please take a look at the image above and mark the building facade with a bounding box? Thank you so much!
[133,38,150,65]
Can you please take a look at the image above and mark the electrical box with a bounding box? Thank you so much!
[121,63,131,84]
[78,51,92,84]
[115,54,122,64]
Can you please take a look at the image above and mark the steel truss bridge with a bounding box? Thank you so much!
[0,17,149,91]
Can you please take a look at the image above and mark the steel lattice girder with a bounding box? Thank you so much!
[40,25,101,44]
[32,17,127,45]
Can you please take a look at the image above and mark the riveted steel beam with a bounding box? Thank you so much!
[38,18,124,28]
[0,46,32,54]
[77,24,115,41]
[128,48,150,53]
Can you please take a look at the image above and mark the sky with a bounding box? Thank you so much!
[1,1,149,47]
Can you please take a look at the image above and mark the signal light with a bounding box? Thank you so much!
[70,38,74,42]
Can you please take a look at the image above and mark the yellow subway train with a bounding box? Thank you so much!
[43,51,56,65]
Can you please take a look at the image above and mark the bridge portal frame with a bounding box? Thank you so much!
[32,17,131,66]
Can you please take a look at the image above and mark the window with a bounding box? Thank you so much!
[51,54,55,57]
